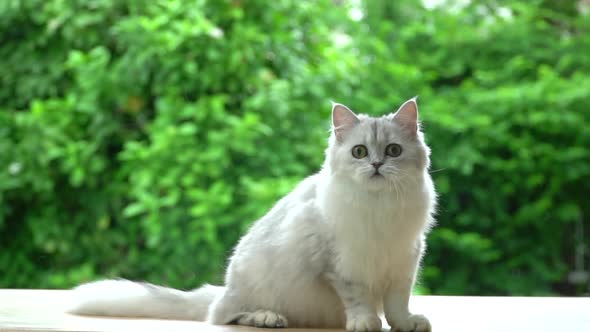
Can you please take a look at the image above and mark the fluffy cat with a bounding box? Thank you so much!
[69,98,436,332]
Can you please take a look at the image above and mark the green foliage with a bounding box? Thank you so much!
[1,0,588,295]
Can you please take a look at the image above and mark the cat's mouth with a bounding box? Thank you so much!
[370,171,383,178]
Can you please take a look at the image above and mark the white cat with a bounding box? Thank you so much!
[69,98,436,332]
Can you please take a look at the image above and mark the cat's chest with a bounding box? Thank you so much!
[330,202,420,256]
[324,187,426,235]
[320,189,426,287]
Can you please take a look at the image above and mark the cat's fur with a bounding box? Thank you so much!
[69,98,436,332]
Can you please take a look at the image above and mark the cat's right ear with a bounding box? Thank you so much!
[332,103,359,142]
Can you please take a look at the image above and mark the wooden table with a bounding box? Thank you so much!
[0,289,588,332]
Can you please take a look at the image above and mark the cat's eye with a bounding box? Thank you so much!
[351,145,368,159]
[385,144,402,157]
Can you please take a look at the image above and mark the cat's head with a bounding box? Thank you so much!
[326,98,430,191]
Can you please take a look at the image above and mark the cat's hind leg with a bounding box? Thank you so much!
[232,310,288,328]
[210,307,289,328]
[207,292,289,328]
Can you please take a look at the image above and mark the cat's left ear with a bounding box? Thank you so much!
[392,97,419,137]
[332,103,359,142]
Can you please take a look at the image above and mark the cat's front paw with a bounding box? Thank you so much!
[390,314,430,332]
[346,314,382,332]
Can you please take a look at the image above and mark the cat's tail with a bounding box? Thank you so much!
[67,279,224,321]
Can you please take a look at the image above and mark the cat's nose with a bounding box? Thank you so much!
[371,162,384,169]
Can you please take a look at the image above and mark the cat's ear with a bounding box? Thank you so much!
[332,102,359,142]
[392,97,419,137]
